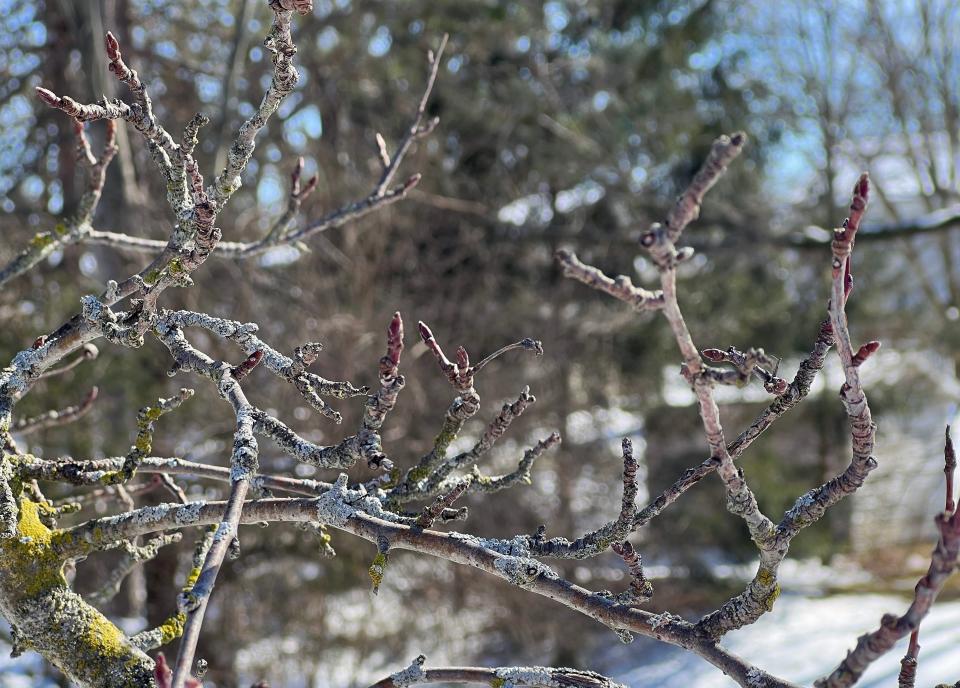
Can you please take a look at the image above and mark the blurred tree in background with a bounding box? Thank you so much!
[0,1,957,685]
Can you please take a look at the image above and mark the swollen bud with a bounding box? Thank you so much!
[701,348,726,362]
[375,132,390,165]
[387,311,404,359]
[456,345,470,370]
[232,350,265,381]
[417,320,433,343]
[35,87,60,107]
[380,311,404,377]
[292,0,314,15]
[765,378,789,396]
[104,31,121,61]
[852,173,870,208]
[852,340,881,367]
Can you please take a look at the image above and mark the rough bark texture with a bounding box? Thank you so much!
[0,498,154,686]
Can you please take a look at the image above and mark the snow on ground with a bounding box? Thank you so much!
[0,646,54,688]
[602,593,960,687]
[3,590,959,686]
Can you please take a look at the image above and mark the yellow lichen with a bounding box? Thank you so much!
[98,470,124,486]
[471,467,493,486]
[764,583,781,611]
[10,500,66,596]
[156,612,187,646]
[756,567,775,587]
[144,407,164,422]
[368,551,388,594]
[29,233,56,250]
[431,423,460,457]
[184,562,202,588]
[1,499,150,680]
[755,567,780,611]
[83,611,129,660]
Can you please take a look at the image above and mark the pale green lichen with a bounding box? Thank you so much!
[379,467,402,489]
[471,466,493,486]
[406,463,432,484]
[432,423,459,456]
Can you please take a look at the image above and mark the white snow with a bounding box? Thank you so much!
[2,592,960,686]
[604,593,960,687]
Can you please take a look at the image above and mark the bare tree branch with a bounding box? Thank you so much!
[370,655,627,688]
[2,7,958,680]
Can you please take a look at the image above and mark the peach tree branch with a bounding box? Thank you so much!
[369,655,627,688]
[697,175,879,640]
[3,15,957,681]
[48,489,802,688]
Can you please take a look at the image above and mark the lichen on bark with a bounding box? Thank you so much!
[0,497,156,686]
